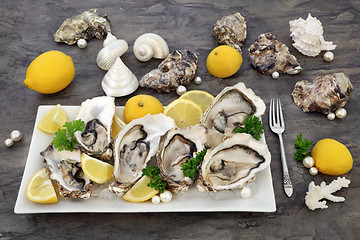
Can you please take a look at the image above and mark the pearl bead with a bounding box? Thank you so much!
[194,76,202,85]
[151,195,161,205]
[327,112,335,121]
[309,167,318,176]
[239,187,252,199]
[77,39,87,49]
[176,85,187,96]
[160,190,173,203]
[5,138,13,147]
[271,71,279,79]
[335,108,347,119]
[10,130,22,142]
[303,156,315,168]
[323,51,334,62]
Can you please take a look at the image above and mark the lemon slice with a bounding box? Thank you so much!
[179,90,215,113]
[122,176,159,203]
[38,104,67,134]
[163,99,203,128]
[111,114,126,139]
[80,153,114,184]
[26,168,58,204]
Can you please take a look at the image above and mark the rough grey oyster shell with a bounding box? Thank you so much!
[139,50,198,92]
[249,32,302,75]
[212,12,247,52]
[291,73,353,114]
[54,9,111,45]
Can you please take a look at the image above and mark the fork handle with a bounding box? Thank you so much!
[278,133,293,197]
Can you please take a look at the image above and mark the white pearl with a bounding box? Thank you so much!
[176,85,187,96]
[309,167,318,176]
[151,195,161,205]
[5,138,13,147]
[77,39,87,49]
[271,71,279,79]
[335,108,347,119]
[239,187,252,199]
[194,76,202,85]
[10,130,22,142]
[303,156,315,168]
[327,112,335,121]
[160,190,173,203]
[323,51,334,62]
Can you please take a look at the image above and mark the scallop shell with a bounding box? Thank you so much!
[289,13,336,57]
[133,33,169,62]
[101,57,139,97]
[96,33,129,70]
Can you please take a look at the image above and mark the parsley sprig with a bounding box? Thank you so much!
[294,133,313,162]
[52,119,85,151]
[233,115,264,140]
[142,166,167,193]
[181,149,207,179]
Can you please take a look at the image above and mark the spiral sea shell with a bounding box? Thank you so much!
[97,33,128,70]
[133,33,169,62]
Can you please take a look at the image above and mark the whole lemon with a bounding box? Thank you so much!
[311,138,353,175]
[206,45,243,78]
[124,95,164,124]
[24,50,75,94]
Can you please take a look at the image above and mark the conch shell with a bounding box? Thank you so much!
[289,13,336,57]
[97,33,129,70]
[101,57,139,97]
[133,33,169,62]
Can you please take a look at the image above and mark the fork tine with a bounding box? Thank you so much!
[269,99,274,126]
[277,99,284,127]
[275,99,280,125]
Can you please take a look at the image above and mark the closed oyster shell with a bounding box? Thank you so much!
[139,50,198,92]
[212,12,247,52]
[54,9,111,45]
[291,73,353,114]
[249,32,302,75]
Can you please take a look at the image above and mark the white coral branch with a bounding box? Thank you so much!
[305,177,350,210]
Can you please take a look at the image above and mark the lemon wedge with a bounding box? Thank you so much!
[179,90,215,113]
[26,168,58,204]
[111,114,126,139]
[80,153,114,184]
[38,104,67,134]
[122,176,159,203]
[163,99,203,128]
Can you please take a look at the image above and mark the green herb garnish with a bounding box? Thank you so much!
[181,149,207,179]
[142,166,167,193]
[233,115,264,140]
[294,133,313,162]
[52,119,85,151]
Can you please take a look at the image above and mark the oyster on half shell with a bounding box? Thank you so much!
[197,133,271,192]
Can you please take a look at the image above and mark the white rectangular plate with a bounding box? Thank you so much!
[15,105,276,213]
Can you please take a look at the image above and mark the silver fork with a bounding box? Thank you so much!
[269,99,293,197]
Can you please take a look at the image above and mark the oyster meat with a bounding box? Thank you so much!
[212,12,247,53]
[291,73,353,114]
[74,96,115,161]
[41,144,93,199]
[139,50,198,92]
[109,114,176,195]
[201,82,265,135]
[249,32,302,75]
[157,125,209,193]
[54,9,111,45]
[197,133,271,192]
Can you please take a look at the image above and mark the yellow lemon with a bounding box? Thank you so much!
[124,95,164,124]
[80,153,114,184]
[26,168,58,204]
[111,114,126,139]
[24,50,75,94]
[38,104,67,134]
[311,138,353,175]
[163,98,202,128]
[206,45,243,78]
[179,90,214,113]
[122,176,159,203]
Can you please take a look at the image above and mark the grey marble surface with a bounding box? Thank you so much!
[1,0,359,239]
